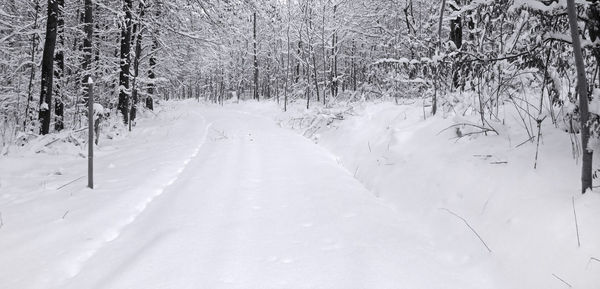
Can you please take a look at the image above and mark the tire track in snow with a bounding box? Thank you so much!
[62,119,214,282]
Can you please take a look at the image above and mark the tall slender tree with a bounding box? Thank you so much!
[147,33,158,110]
[253,11,259,101]
[567,0,593,193]
[118,0,133,124]
[54,0,65,131]
[38,0,60,135]
[24,0,41,131]
[130,2,145,122]
[82,0,93,80]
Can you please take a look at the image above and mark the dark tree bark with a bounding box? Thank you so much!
[253,12,259,101]
[146,2,160,111]
[118,0,133,124]
[450,17,462,49]
[147,37,157,110]
[82,0,93,88]
[284,0,291,111]
[38,0,59,135]
[567,0,593,193]
[130,2,145,122]
[351,40,356,91]
[449,3,462,89]
[330,4,338,98]
[54,0,65,131]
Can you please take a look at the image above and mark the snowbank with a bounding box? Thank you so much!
[237,99,600,288]
[0,100,211,288]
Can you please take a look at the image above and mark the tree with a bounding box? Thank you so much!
[118,0,133,124]
[130,2,146,123]
[38,0,60,135]
[253,11,259,101]
[82,0,93,81]
[54,0,65,132]
[146,4,159,111]
[24,0,41,132]
[566,0,593,193]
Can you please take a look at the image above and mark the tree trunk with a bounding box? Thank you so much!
[284,0,291,112]
[146,3,159,111]
[54,0,65,132]
[130,3,145,123]
[352,40,357,91]
[321,2,328,105]
[147,37,157,110]
[331,4,338,98]
[24,0,40,131]
[305,7,320,103]
[437,0,446,49]
[118,0,133,124]
[38,0,59,135]
[253,12,259,101]
[450,16,462,49]
[567,0,593,193]
[82,0,93,94]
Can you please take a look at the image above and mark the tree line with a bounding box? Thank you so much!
[1,0,599,192]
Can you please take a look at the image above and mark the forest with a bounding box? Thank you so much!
[2,0,600,192]
[2,0,600,288]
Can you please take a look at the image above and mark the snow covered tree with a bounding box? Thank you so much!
[118,0,133,124]
[38,0,59,135]
[567,0,592,193]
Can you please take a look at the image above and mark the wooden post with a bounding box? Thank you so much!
[87,77,94,189]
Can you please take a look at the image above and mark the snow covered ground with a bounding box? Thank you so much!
[0,100,599,288]
[238,99,600,288]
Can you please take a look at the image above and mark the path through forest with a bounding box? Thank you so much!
[62,107,502,288]
[0,103,506,289]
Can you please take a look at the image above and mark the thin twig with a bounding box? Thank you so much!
[438,123,498,136]
[56,176,85,190]
[368,141,371,153]
[515,136,535,148]
[473,154,493,158]
[0,212,3,229]
[440,208,492,253]
[573,196,581,247]
[62,210,69,219]
[551,273,572,288]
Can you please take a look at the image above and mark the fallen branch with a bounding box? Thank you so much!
[56,176,85,190]
[515,136,535,148]
[551,273,572,288]
[43,137,62,148]
[473,154,493,158]
[438,123,499,137]
[440,208,492,253]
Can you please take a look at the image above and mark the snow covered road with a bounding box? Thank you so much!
[1,102,503,288]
